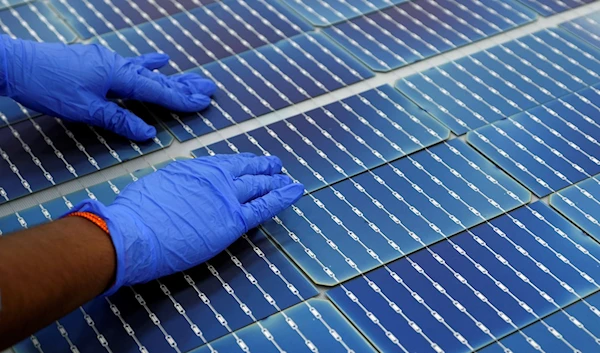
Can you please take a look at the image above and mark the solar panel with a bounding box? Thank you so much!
[328,201,600,352]
[92,0,312,75]
[1,164,319,353]
[260,139,530,285]
[467,84,600,197]
[0,101,173,205]
[0,1,76,43]
[0,97,39,127]
[323,0,536,71]
[192,84,450,192]
[561,10,600,49]
[190,299,377,353]
[397,28,600,135]
[518,0,595,16]
[479,291,600,352]
[550,175,600,243]
[50,0,217,39]
[282,0,408,27]
[156,32,373,141]
[0,0,28,10]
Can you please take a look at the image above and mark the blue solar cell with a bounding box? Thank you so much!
[1,165,318,353]
[192,85,450,192]
[51,0,216,39]
[517,0,595,16]
[282,0,407,27]
[550,175,600,243]
[190,299,376,353]
[397,28,600,134]
[94,0,312,75]
[0,97,39,128]
[467,84,600,197]
[324,0,536,72]
[561,11,600,49]
[157,32,373,141]
[0,101,173,205]
[261,139,530,285]
[479,291,600,353]
[0,1,77,43]
[329,202,600,353]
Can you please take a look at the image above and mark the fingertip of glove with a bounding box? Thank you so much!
[133,125,157,141]
[188,94,211,110]
[273,174,293,186]
[280,182,305,203]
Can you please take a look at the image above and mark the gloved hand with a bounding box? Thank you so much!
[0,35,216,141]
[68,154,304,295]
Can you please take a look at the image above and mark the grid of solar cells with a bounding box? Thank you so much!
[0,165,318,353]
[479,291,600,353]
[0,101,172,205]
[550,175,600,243]
[258,139,530,285]
[518,0,595,16]
[323,0,536,72]
[468,84,600,197]
[561,10,600,49]
[192,84,450,192]
[190,299,377,353]
[0,1,77,43]
[329,202,600,353]
[397,28,600,135]
[51,0,217,39]
[283,0,407,26]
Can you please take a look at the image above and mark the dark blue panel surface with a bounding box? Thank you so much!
[518,0,595,16]
[0,0,30,10]
[0,101,173,205]
[329,202,600,353]
[479,291,600,353]
[158,32,373,141]
[324,0,536,72]
[262,139,530,285]
[191,299,376,353]
[94,0,312,74]
[550,175,600,243]
[51,0,215,39]
[192,85,450,192]
[561,10,600,49]
[467,84,600,197]
[398,28,600,134]
[0,1,77,43]
[283,0,407,26]
[2,165,318,353]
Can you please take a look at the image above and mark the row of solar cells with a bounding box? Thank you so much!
[2,0,600,352]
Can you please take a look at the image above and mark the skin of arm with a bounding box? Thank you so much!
[0,217,116,349]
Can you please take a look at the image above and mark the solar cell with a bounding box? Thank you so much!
[192,84,450,192]
[517,0,595,17]
[50,0,217,39]
[0,0,29,10]
[0,101,173,205]
[550,175,600,243]
[93,0,313,75]
[0,97,39,127]
[0,164,318,353]
[467,84,600,197]
[398,28,600,135]
[190,299,377,353]
[479,291,600,353]
[323,0,536,72]
[261,139,530,285]
[282,0,408,27]
[0,1,77,43]
[328,202,600,352]
[561,10,600,49]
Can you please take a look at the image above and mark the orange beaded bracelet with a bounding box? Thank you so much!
[69,211,109,234]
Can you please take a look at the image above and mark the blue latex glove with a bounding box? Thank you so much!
[0,35,216,141]
[68,154,304,295]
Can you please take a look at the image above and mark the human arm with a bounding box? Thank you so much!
[0,35,216,141]
[0,154,304,349]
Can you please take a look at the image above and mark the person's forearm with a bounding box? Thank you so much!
[0,217,116,350]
